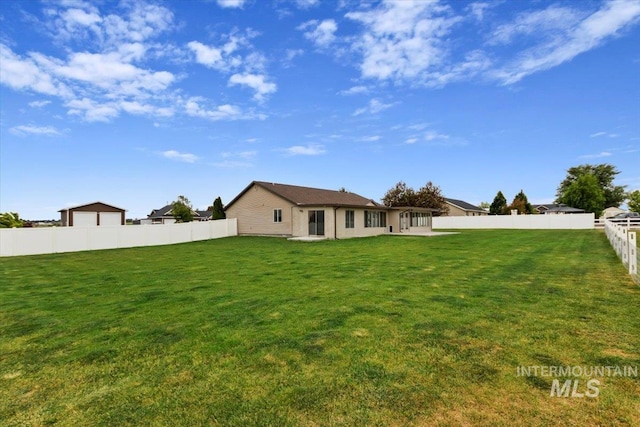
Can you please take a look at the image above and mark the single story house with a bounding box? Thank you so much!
[224,181,434,239]
[444,198,488,216]
[540,204,586,214]
[147,205,211,224]
[59,202,126,227]
[601,207,625,219]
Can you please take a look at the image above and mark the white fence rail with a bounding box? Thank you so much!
[433,213,595,229]
[0,219,237,257]
[604,219,638,283]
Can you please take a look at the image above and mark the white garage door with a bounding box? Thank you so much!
[73,211,97,227]
[100,212,122,226]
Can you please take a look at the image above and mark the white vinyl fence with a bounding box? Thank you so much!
[432,213,595,229]
[604,219,638,284]
[0,219,237,257]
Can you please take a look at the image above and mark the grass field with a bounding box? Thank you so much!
[1,230,639,426]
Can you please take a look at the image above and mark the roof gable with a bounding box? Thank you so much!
[445,198,485,212]
[59,201,126,212]
[226,181,381,210]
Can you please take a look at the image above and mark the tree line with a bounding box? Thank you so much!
[488,163,636,216]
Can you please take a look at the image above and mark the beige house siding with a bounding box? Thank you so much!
[446,204,486,216]
[225,185,294,236]
[336,208,389,239]
[225,182,433,239]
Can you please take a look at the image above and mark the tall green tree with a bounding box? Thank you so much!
[0,212,24,228]
[489,191,507,215]
[560,174,606,216]
[509,190,535,214]
[555,164,625,208]
[415,181,449,214]
[211,196,225,220]
[172,195,194,223]
[627,190,640,213]
[382,181,416,207]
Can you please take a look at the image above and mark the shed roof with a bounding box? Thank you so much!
[58,201,126,212]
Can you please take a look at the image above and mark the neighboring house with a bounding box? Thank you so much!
[535,204,585,215]
[601,207,625,219]
[444,198,488,216]
[147,205,210,224]
[195,210,213,220]
[59,202,126,227]
[224,181,434,239]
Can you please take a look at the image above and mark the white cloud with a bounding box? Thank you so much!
[579,151,613,159]
[10,125,62,137]
[590,131,619,138]
[184,97,266,121]
[187,41,224,68]
[221,150,257,159]
[228,73,277,102]
[360,135,381,142]
[424,131,450,141]
[346,1,461,83]
[467,2,492,22]
[405,137,419,144]
[1,1,272,124]
[491,0,640,84]
[29,100,52,108]
[353,98,394,116]
[0,44,70,97]
[294,0,320,9]
[66,98,119,122]
[490,6,583,45]
[282,144,326,156]
[160,150,199,163]
[339,85,369,95]
[34,51,175,96]
[217,0,246,8]
[298,19,338,48]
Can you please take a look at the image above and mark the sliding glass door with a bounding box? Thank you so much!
[308,210,325,235]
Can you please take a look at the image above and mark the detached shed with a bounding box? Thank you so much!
[59,202,126,227]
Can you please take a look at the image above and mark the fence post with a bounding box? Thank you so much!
[629,232,637,276]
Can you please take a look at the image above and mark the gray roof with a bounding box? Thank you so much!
[545,205,585,213]
[445,198,485,213]
[225,181,382,210]
[148,204,204,219]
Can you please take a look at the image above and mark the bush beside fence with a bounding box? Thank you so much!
[604,219,638,284]
[0,219,237,257]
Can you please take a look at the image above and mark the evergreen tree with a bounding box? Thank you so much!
[509,190,534,214]
[211,196,225,220]
[489,191,507,215]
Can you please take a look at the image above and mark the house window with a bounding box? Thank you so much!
[364,211,386,228]
[273,209,282,223]
[410,212,431,227]
[345,210,355,229]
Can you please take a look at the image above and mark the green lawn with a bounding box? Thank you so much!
[1,230,639,426]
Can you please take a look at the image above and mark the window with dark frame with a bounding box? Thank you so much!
[364,210,386,228]
[273,209,282,223]
[345,210,355,228]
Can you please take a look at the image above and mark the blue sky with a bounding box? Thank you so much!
[1,0,639,219]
